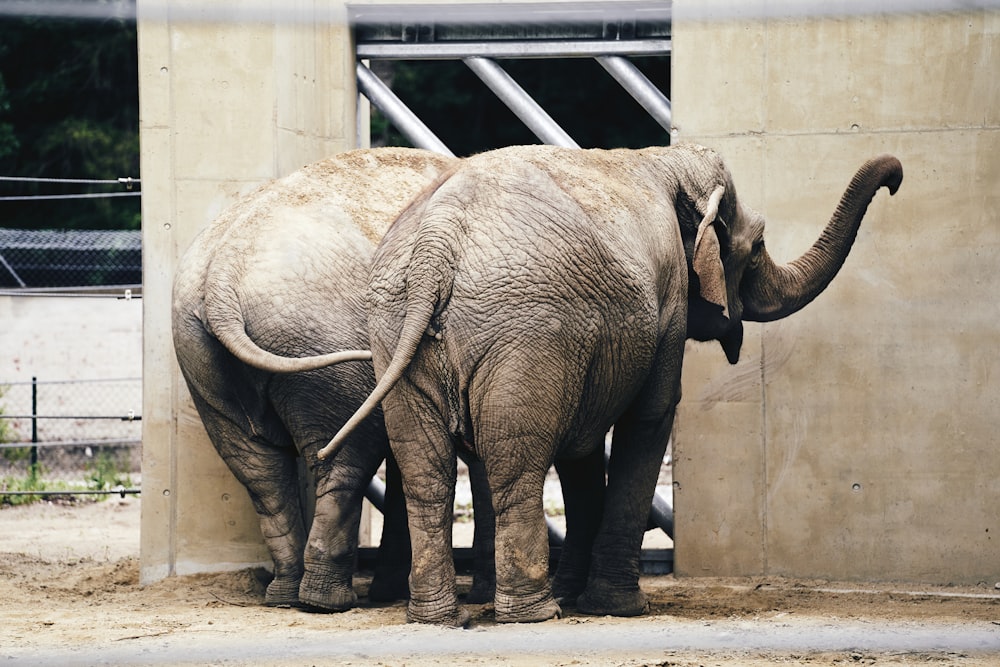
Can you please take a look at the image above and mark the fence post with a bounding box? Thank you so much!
[30,376,38,468]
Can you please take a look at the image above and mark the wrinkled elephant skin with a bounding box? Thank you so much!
[171,148,458,611]
[323,142,902,625]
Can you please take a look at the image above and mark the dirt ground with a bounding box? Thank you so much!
[2,497,999,667]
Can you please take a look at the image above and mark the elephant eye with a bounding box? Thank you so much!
[748,241,764,269]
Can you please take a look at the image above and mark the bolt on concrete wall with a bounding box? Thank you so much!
[671,4,1000,584]
[137,0,358,584]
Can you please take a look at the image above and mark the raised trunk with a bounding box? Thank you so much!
[741,155,903,322]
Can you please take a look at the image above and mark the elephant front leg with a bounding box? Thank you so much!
[367,455,412,603]
[551,446,606,604]
[464,455,497,604]
[576,413,673,617]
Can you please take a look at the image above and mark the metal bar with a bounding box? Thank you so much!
[0,377,141,386]
[0,251,27,288]
[365,474,386,509]
[605,443,674,539]
[0,288,142,298]
[365,472,566,545]
[355,62,455,157]
[357,39,671,61]
[596,55,672,131]
[649,486,674,537]
[1,414,141,420]
[357,546,673,575]
[462,57,579,149]
[30,377,38,468]
[0,439,141,449]
[1,488,141,497]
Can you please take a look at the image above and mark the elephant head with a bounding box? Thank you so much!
[677,144,903,363]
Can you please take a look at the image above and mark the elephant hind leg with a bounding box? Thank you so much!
[383,383,467,627]
[481,438,561,624]
[187,390,306,608]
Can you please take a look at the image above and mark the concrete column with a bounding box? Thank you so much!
[137,0,357,583]
[671,4,1000,584]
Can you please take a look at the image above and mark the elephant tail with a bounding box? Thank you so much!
[317,292,437,460]
[318,180,459,461]
[205,288,372,374]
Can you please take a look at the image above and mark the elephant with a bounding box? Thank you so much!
[171,146,477,611]
[319,142,903,626]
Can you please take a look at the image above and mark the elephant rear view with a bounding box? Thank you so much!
[322,142,901,626]
[171,147,456,611]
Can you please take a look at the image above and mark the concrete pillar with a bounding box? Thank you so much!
[137,0,358,583]
[671,4,1000,584]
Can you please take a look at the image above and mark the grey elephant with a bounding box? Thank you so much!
[172,147,469,611]
[321,142,902,626]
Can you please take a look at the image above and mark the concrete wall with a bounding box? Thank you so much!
[671,5,1000,584]
[1,294,142,385]
[137,0,359,583]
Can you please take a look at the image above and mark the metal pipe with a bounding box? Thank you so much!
[355,62,455,157]
[596,55,672,132]
[605,442,674,539]
[30,376,38,468]
[357,39,672,61]
[463,57,579,149]
[366,472,566,545]
[365,474,386,510]
[649,487,674,538]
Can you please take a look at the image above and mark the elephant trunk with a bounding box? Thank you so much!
[741,154,903,322]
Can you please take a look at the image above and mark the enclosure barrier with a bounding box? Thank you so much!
[0,376,142,500]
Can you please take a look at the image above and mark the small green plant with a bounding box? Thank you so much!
[85,451,133,492]
[0,463,72,506]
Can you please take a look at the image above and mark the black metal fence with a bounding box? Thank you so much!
[0,377,141,501]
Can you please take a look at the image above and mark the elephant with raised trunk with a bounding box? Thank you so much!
[172,147,463,611]
[321,142,902,626]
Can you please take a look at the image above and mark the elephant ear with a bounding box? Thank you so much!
[693,184,729,319]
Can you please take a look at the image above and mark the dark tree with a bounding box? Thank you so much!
[0,5,140,231]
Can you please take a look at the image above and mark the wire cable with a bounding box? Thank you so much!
[0,193,139,201]
[0,176,140,185]
[0,192,140,201]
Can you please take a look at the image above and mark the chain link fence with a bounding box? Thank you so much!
[0,377,141,502]
[0,228,141,289]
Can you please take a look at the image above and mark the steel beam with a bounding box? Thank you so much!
[463,57,579,149]
[355,62,454,156]
[597,55,672,131]
[356,39,671,61]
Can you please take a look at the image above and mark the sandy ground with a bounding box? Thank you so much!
[2,497,999,667]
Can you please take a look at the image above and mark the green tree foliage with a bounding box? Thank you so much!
[370,57,670,156]
[0,4,140,230]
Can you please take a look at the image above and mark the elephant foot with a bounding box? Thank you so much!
[464,573,496,604]
[551,572,587,606]
[406,592,470,627]
[368,568,411,602]
[298,572,358,612]
[263,574,302,608]
[406,603,471,628]
[494,589,562,624]
[575,583,649,617]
